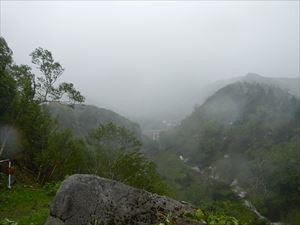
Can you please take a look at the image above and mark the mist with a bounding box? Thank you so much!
[1,1,299,122]
[1,1,300,223]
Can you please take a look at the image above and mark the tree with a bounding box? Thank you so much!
[86,123,170,195]
[0,37,15,118]
[35,130,86,183]
[0,37,17,157]
[30,47,85,104]
[0,37,85,176]
[87,122,141,152]
[0,40,53,161]
[0,37,12,71]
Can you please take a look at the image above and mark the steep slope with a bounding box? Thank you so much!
[162,82,299,161]
[137,73,299,135]
[45,103,141,138]
[241,73,300,97]
[160,82,300,222]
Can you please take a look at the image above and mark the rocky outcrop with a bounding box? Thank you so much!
[45,174,204,225]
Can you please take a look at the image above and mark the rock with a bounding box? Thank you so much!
[45,217,65,225]
[45,174,205,225]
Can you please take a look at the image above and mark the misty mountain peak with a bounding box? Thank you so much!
[244,73,265,81]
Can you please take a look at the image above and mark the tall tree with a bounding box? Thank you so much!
[86,123,169,195]
[0,37,85,166]
[30,47,85,104]
[0,37,17,157]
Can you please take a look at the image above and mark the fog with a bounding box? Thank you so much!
[0,1,299,123]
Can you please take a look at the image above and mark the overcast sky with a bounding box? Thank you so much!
[0,1,299,120]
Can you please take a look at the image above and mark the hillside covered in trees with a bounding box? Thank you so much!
[158,82,300,224]
[45,103,141,138]
[0,36,167,195]
[1,33,299,225]
[1,0,299,224]
[195,73,300,107]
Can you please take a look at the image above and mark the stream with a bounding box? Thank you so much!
[179,155,284,225]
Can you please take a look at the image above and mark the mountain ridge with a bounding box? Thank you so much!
[45,103,141,138]
[158,81,300,222]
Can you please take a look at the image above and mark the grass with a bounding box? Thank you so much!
[0,183,53,225]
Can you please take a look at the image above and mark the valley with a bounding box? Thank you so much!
[0,2,299,223]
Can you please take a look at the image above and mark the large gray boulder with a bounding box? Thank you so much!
[45,174,204,225]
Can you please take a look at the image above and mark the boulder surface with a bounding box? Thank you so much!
[45,174,204,225]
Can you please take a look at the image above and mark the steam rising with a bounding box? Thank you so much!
[0,125,21,159]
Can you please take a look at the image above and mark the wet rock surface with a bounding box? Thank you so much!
[45,174,204,225]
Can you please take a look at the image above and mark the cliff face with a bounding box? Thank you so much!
[45,174,204,225]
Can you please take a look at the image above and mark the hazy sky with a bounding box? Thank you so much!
[0,1,299,120]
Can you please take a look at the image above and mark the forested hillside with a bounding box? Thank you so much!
[1,36,250,224]
[0,36,167,198]
[1,1,299,224]
[138,73,299,134]
[45,103,141,138]
[241,73,300,97]
[159,82,300,224]
[1,34,299,225]
[193,73,300,111]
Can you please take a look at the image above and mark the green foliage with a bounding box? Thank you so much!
[245,139,300,221]
[155,208,247,225]
[12,99,53,166]
[284,209,300,225]
[35,130,86,183]
[199,201,269,225]
[86,123,170,195]
[205,214,240,225]
[45,102,141,138]
[154,212,172,225]
[0,38,53,162]
[154,151,237,203]
[30,47,84,104]
[10,64,36,102]
[58,82,85,103]
[3,36,298,224]
[181,209,206,222]
[88,122,141,151]
[152,151,264,224]
[43,181,62,196]
[0,37,87,185]
[0,71,16,119]
[159,82,300,222]
[0,36,168,198]
[0,37,13,70]
[0,184,52,225]
[0,218,18,225]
